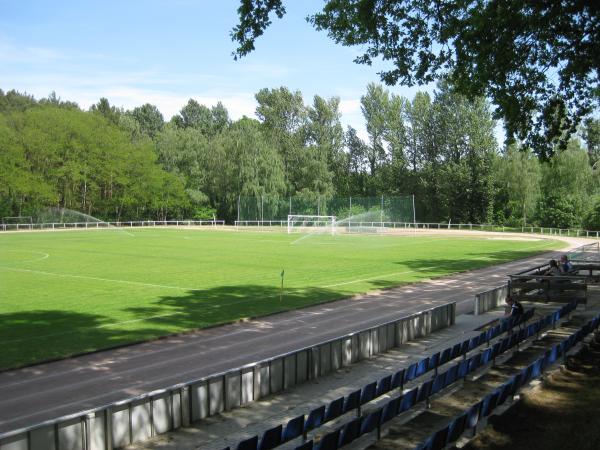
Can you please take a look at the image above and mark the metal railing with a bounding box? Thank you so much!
[234,220,600,238]
[0,220,225,232]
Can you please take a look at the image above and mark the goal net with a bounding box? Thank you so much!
[287,215,336,235]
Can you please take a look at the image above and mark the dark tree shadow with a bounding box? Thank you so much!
[0,310,159,370]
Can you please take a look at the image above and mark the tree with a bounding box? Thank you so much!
[177,99,213,133]
[255,87,308,194]
[89,98,121,126]
[420,81,497,223]
[127,103,164,139]
[537,139,595,227]
[361,83,389,176]
[232,1,600,157]
[210,117,286,220]
[582,118,600,167]
[493,145,541,226]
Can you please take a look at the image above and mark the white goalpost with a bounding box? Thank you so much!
[287,215,336,235]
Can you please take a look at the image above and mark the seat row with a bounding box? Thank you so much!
[225,301,574,450]
[414,311,600,450]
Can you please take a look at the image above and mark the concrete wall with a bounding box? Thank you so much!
[474,285,508,315]
[0,302,455,450]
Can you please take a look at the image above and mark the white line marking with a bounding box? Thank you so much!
[0,250,49,264]
[0,267,195,291]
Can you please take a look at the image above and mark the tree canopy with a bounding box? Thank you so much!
[231,0,600,158]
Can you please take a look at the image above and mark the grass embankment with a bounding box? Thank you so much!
[0,229,564,369]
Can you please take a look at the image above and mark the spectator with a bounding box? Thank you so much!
[560,254,574,274]
[543,259,561,276]
[505,295,524,318]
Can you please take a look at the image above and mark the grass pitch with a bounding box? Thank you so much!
[0,228,565,369]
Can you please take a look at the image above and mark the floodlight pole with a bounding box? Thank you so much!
[412,194,416,225]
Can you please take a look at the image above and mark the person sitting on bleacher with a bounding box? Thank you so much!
[543,259,561,276]
[506,295,524,318]
[560,254,574,274]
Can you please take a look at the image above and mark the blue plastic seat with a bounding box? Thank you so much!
[451,342,462,360]
[523,365,533,383]
[324,397,344,422]
[380,397,400,424]
[338,417,361,447]
[430,373,445,395]
[431,425,449,450]
[304,405,325,432]
[446,413,467,444]
[416,380,433,403]
[428,352,440,371]
[480,392,500,418]
[546,345,559,365]
[315,429,340,450]
[491,342,502,359]
[466,402,481,429]
[359,408,382,435]
[530,358,543,379]
[259,425,282,450]
[404,362,418,383]
[440,347,451,365]
[514,369,528,391]
[376,374,392,397]
[282,415,304,443]
[499,336,510,353]
[391,369,404,390]
[467,353,481,373]
[360,382,377,405]
[399,387,418,413]
[485,327,495,343]
[460,339,470,356]
[415,358,429,377]
[457,360,469,379]
[479,331,488,345]
[480,348,493,366]
[343,389,361,414]
[497,380,514,406]
[467,336,479,352]
[237,435,258,450]
[444,364,458,386]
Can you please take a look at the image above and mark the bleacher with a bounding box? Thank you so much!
[222,301,590,450]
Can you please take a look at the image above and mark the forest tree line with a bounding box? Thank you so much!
[1,83,599,229]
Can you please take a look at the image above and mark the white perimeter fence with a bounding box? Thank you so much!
[0,302,455,450]
[2,219,600,238]
[0,220,225,232]
[235,220,600,238]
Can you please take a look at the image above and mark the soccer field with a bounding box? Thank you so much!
[0,228,565,369]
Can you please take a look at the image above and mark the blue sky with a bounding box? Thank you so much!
[0,0,438,138]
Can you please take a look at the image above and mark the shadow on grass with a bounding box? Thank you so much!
[0,284,349,370]
[1,248,553,370]
[128,284,352,330]
[0,310,137,370]
[396,249,556,273]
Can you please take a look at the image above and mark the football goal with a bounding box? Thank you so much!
[287,215,336,235]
